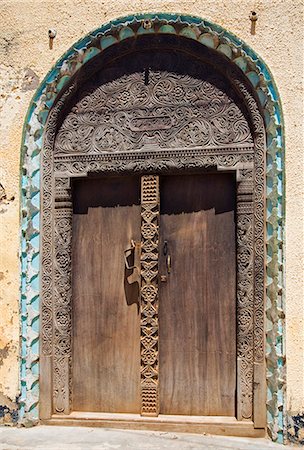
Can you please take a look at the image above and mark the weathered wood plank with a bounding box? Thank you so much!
[72,176,141,413]
[159,173,236,416]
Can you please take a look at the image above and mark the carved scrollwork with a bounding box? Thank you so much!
[236,172,254,420]
[54,56,253,155]
[53,188,72,414]
[53,150,254,178]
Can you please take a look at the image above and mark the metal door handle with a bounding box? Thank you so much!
[166,254,171,274]
[163,240,171,274]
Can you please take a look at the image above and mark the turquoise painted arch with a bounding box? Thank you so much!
[20,13,285,442]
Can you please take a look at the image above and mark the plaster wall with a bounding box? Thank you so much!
[0,0,303,430]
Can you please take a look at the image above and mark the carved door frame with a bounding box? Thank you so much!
[39,40,266,432]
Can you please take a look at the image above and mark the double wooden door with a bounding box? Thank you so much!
[72,172,236,417]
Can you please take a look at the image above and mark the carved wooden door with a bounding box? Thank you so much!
[71,171,236,416]
[45,43,265,427]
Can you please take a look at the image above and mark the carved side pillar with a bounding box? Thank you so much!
[236,169,254,420]
[53,177,73,414]
[140,175,160,416]
[253,132,266,428]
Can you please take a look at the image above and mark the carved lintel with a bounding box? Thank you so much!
[140,175,160,416]
[54,153,254,177]
[54,61,253,156]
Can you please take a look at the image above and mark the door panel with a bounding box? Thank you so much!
[71,172,237,416]
[72,176,141,413]
[159,173,236,416]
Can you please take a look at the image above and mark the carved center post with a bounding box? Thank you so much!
[140,175,160,416]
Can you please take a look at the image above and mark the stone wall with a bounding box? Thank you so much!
[0,0,303,443]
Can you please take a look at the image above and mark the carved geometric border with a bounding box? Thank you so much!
[51,161,254,421]
[19,13,284,443]
[140,175,160,416]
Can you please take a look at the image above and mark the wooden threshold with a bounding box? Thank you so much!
[41,412,265,437]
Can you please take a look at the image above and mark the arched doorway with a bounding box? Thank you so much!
[40,35,264,435]
[20,14,284,441]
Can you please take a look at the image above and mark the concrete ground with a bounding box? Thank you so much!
[0,426,294,450]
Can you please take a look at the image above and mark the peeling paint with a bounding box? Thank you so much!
[0,343,10,367]
[287,413,304,445]
[0,183,15,207]
[0,394,18,425]
[0,406,18,425]
[0,184,6,202]
[21,69,39,92]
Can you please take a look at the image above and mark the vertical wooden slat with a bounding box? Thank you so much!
[140,175,160,416]
[72,176,141,413]
[254,362,266,427]
[158,173,236,416]
[236,357,243,421]
[39,355,52,419]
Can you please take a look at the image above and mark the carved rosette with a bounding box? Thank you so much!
[236,169,254,420]
[53,179,72,414]
[140,175,160,416]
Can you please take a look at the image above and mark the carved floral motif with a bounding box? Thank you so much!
[53,191,72,414]
[54,59,253,155]
[236,173,254,419]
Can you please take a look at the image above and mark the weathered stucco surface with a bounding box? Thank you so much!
[0,65,32,416]
[0,0,303,435]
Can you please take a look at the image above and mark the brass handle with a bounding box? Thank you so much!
[166,254,171,274]
[163,241,171,274]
